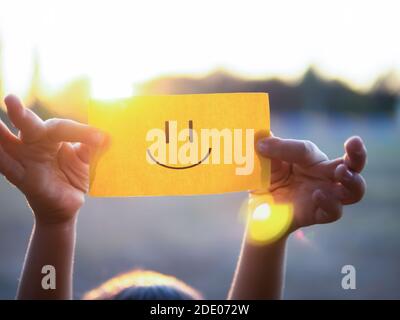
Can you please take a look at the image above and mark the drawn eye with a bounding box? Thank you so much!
[148,119,212,170]
[165,121,169,144]
[165,120,193,143]
[189,120,193,143]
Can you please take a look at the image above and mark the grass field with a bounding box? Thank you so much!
[0,112,399,299]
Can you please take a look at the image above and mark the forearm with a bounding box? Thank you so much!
[17,215,77,300]
[228,228,288,300]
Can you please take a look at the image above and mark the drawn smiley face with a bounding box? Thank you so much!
[146,120,212,169]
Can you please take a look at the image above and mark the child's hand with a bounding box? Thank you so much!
[230,136,366,300]
[0,95,104,224]
[256,135,367,232]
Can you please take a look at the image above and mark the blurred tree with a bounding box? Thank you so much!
[140,67,397,116]
[299,66,327,111]
[368,71,399,116]
[373,70,400,96]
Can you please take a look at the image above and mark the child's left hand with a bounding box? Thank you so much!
[0,95,105,224]
[256,135,367,232]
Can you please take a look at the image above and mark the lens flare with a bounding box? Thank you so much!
[295,229,306,241]
[246,194,293,245]
[252,203,271,220]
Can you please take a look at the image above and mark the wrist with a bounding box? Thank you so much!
[33,211,78,229]
[33,217,77,241]
[26,192,84,226]
[244,222,289,247]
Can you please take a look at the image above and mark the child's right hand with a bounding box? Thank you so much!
[230,136,367,300]
[0,95,105,225]
[256,135,367,233]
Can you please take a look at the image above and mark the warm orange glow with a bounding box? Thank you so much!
[83,269,202,300]
[88,93,270,196]
[246,194,293,245]
[0,0,398,102]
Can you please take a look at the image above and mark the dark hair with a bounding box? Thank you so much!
[83,269,202,300]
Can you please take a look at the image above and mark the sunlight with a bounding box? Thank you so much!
[0,0,399,100]
[246,194,293,245]
[252,203,271,221]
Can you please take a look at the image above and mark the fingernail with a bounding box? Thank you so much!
[342,169,353,181]
[91,132,105,145]
[256,139,270,154]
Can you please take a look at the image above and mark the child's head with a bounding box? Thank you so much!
[83,269,202,300]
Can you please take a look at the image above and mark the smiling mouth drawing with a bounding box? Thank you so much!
[147,120,212,169]
[147,147,212,170]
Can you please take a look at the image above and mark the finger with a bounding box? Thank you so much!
[0,119,22,160]
[269,159,291,185]
[335,164,366,204]
[259,133,292,184]
[312,189,343,224]
[45,118,105,146]
[267,133,288,179]
[58,143,89,193]
[309,158,343,180]
[4,94,46,143]
[73,143,92,164]
[0,144,25,185]
[0,118,18,144]
[270,158,282,173]
[257,136,328,166]
[344,136,367,173]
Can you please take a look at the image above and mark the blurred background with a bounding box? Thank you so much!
[0,0,399,299]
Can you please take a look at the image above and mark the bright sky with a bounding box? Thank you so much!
[0,0,399,98]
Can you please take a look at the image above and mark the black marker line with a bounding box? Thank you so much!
[165,121,169,144]
[147,148,212,170]
[189,120,193,143]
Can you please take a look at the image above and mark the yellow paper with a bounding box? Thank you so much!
[89,93,270,196]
